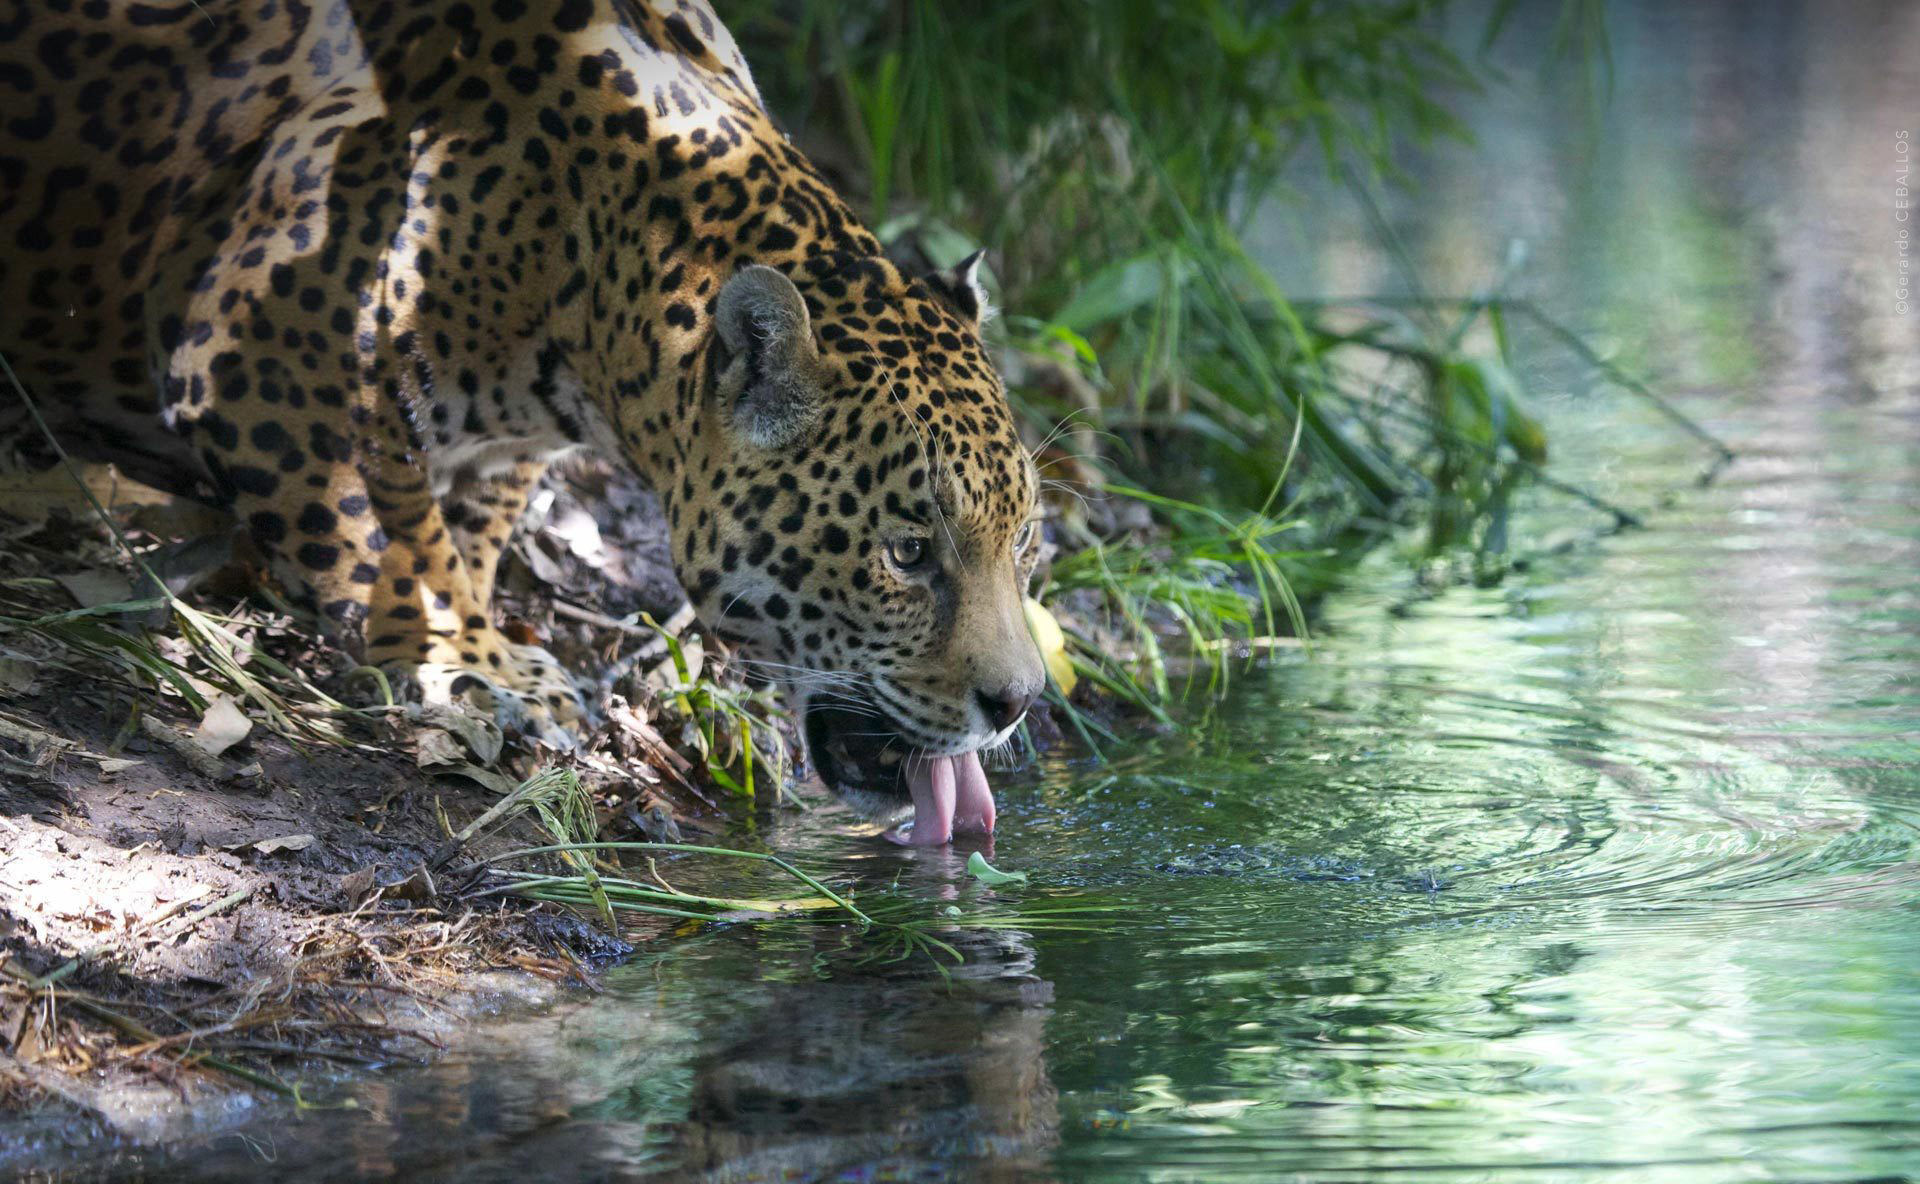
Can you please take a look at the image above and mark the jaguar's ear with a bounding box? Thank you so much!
[714,265,826,450]
[923,248,993,326]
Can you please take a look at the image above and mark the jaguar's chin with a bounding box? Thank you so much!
[801,699,996,847]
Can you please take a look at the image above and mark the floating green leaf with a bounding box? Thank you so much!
[966,851,1029,886]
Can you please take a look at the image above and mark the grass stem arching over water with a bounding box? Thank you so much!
[474,770,1111,967]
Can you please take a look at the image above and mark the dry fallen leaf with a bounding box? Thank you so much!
[384,865,437,901]
[0,461,171,537]
[338,867,378,908]
[0,656,38,696]
[441,763,519,793]
[414,727,465,768]
[193,695,252,758]
[408,703,505,765]
[245,833,315,856]
[55,569,134,610]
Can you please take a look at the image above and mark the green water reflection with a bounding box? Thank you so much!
[1018,4,1920,1176]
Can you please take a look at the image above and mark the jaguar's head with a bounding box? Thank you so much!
[672,253,1046,843]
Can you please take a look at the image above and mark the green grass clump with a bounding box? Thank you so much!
[641,614,789,800]
[1045,486,1312,718]
[732,0,1536,518]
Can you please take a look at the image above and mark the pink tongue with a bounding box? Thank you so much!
[951,750,996,835]
[892,752,995,846]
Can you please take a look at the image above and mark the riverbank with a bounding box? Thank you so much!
[0,459,735,1155]
[0,628,629,1160]
[0,450,1110,1156]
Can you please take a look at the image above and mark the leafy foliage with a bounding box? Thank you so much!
[733,1,1580,581]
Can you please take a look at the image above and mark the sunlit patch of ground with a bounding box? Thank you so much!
[0,458,738,1146]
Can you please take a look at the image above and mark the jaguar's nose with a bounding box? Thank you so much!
[975,686,1037,733]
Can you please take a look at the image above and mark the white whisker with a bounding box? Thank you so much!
[1039,476,1093,514]
[1035,449,1107,474]
[1029,407,1106,456]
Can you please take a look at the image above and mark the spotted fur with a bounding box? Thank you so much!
[0,0,1044,797]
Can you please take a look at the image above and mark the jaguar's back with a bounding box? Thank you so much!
[0,0,761,486]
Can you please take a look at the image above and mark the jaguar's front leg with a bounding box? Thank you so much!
[179,376,585,744]
[428,456,589,740]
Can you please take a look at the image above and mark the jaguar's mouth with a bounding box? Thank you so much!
[804,700,910,802]
[803,701,995,846]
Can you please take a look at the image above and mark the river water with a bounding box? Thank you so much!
[66,1,1920,1180]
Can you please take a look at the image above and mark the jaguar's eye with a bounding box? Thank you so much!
[887,536,930,571]
[1013,521,1037,554]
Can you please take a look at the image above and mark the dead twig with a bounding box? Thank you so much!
[551,598,691,637]
[129,884,215,935]
[164,886,254,937]
[137,715,226,779]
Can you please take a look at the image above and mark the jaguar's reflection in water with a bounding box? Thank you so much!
[680,926,1060,1182]
[46,852,1063,1181]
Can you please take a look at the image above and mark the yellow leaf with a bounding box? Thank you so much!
[1024,597,1077,696]
[715,895,839,913]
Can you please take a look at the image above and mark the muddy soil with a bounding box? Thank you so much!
[0,459,723,1162]
[0,655,644,1161]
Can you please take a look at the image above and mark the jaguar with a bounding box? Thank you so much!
[0,0,1046,844]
